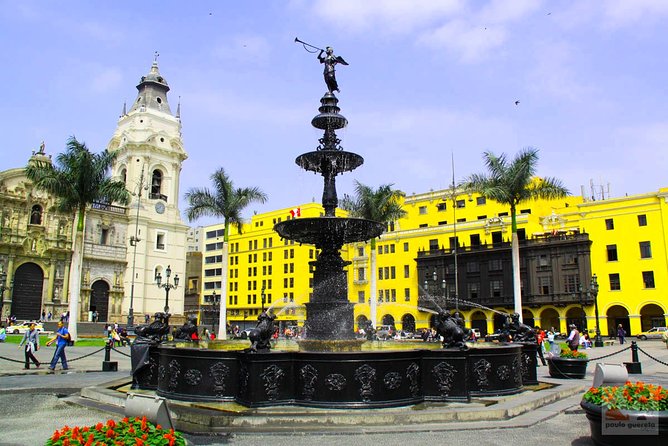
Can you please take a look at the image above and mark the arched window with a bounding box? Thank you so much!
[30,204,42,225]
[120,168,127,185]
[151,169,162,197]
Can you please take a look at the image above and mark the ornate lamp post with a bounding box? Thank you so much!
[155,265,178,314]
[211,290,218,334]
[580,274,602,347]
[0,264,7,320]
[261,284,266,312]
[591,274,603,347]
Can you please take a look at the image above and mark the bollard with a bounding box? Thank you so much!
[624,340,642,374]
[103,342,118,372]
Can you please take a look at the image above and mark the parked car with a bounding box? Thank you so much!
[636,327,668,340]
[5,321,44,334]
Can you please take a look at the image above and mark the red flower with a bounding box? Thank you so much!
[95,422,103,431]
[105,428,115,438]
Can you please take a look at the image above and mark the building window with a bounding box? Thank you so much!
[100,228,109,245]
[639,241,652,259]
[466,262,480,273]
[468,282,479,299]
[378,268,384,280]
[456,199,465,208]
[637,214,647,226]
[609,273,621,291]
[489,259,503,271]
[437,203,447,211]
[605,218,614,230]
[404,288,410,301]
[476,196,486,205]
[539,276,552,295]
[606,245,618,262]
[403,242,409,252]
[155,231,166,250]
[357,246,364,257]
[358,291,365,303]
[358,268,365,281]
[564,274,579,293]
[520,209,531,214]
[490,280,502,298]
[470,234,481,247]
[151,169,163,196]
[404,265,410,278]
[30,205,43,225]
[390,266,396,279]
[642,271,655,288]
[419,206,427,215]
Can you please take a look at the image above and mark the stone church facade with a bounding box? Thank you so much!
[0,60,188,324]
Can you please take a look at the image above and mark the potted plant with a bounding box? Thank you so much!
[547,348,588,379]
[46,416,186,445]
[581,381,668,446]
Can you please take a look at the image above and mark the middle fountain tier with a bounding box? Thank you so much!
[274,92,385,342]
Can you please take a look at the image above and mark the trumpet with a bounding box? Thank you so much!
[294,37,324,52]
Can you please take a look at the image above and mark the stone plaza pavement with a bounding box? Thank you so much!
[0,340,667,446]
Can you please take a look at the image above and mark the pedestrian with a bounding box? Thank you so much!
[535,326,547,366]
[145,314,150,324]
[18,322,41,369]
[567,324,580,351]
[46,321,70,371]
[617,324,626,345]
[47,311,52,321]
[41,309,46,322]
[0,324,6,342]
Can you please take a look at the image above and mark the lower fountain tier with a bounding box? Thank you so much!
[295,151,364,175]
[274,217,385,246]
[133,343,538,409]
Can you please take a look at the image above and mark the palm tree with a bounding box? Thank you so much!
[25,137,130,340]
[340,181,407,329]
[184,167,267,339]
[464,148,569,321]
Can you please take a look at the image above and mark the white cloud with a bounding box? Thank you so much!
[309,0,464,34]
[602,0,668,28]
[526,41,590,102]
[417,19,507,63]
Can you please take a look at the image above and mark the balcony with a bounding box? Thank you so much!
[91,202,127,215]
[149,193,168,201]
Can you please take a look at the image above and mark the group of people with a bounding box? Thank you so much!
[16,321,71,370]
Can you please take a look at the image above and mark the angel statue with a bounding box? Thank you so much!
[318,46,349,93]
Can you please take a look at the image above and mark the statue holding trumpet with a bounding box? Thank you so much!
[295,37,349,94]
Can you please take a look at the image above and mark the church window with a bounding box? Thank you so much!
[30,205,42,225]
[120,168,127,184]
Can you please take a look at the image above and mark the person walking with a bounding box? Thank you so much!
[567,324,580,351]
[18,322,40,369]
[0,324,6,342]
[617,324,626,345]
[46,321,70,371]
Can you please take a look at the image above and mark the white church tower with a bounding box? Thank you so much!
[107,58,189,324]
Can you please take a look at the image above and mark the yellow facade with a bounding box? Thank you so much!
[200,187,668,335]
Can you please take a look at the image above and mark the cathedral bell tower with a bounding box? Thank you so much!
[107,57,188,322]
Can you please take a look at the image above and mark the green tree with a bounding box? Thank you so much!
[464,148,569,320]
[25,137,130,340]
[340,181,407,329]
[184,167,267,339]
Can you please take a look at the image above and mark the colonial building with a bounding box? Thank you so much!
[200,187,668,337]
[0,60,189,324]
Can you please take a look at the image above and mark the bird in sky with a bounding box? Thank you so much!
[515,100,520,105]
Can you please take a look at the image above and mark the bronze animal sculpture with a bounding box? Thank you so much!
[506,312,536,344]
[248,311,276,353]
[435,311,467,349]
[173,314,198,341]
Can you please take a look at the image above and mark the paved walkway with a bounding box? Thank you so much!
[0,340,666,446]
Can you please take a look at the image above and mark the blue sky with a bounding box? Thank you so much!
[1,1,667,224]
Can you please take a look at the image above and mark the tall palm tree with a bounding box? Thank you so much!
[340,181,407,329]
[25,137,130,340]
[464,148,569,321]
[184,167,267,339]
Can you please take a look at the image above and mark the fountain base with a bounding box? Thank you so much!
[297,338,365,352]
[133,342,527,409]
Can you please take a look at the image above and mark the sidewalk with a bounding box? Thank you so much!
[0,340,132,375]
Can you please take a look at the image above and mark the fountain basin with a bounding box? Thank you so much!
[274,216,385,246]
[133,343,527,409]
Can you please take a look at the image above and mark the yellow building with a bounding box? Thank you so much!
[200,186,668,337]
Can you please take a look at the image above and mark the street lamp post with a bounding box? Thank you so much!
[0,265,7,320]
[580,274,602,347]
[211,290,218,334]
[155,265,179,314]
[261,285,266,312]
[591,274,603,347]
